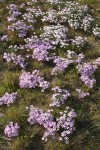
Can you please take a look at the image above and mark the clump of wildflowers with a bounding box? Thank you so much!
[93,27,100,37]
[0,92,17,106]
[75,53,84,64]
[4,122,20,138]
[71,36,85,48]
[57,107,76,144]
[6,4,21,22]
[51,56,73,75]
[57,2,88,29]
[31,40,54,61]
[25,37,55,61]
[93,57,100,66]
[3,52,27,69]
[40,25,69,47]
[81,14,94,31]
[27,105,56,142]
[77,63,97,88]
[8,20,30,37]
[27,105,76,143]
[76,89,89,99]
[19,70,50,92]
[49,86,70,107]
[22,6,44,24]
[0,35,8,41]
[42,9,57,23]
[47,0,62,4]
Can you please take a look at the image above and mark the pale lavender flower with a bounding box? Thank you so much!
[71,36,85,48]
[81,14,94,31]
[57,107,76,144]
[76,53,84,64]
[76,89,89,99]
[93,57,100,66]
[40,25,69,47]
[49,86,70,107]
[27,106,76,144]
[27,105,56,142]
[0,35,8,41]
[8,20,30,37]
[0,92,17,106]
[77,63,97,88]
[31,40,54,61]
[19,70,50,92]
[3,52,27,69]
[51,56,73,75]
[7,4,21,22]
[4,122,20,138]
[93,27,100,37]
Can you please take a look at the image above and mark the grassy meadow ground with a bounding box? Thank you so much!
[0,0,100,150]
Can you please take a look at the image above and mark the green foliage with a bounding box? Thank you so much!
[9,136,30,150]
[0,71,19,93]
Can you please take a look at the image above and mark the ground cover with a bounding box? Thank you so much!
[0,0,100,150]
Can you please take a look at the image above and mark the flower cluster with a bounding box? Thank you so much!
[49,86,70,107]
[0,92,17,106]
[57,107,76,144]
[57,2,88,29]
[8,20,30,37]
[22,11,36,24]
[76,89,89,99]
[71,36,85,48]
[43,1,88,29]
[26,6,44,17]
[27,0,37,4]
[45,1,99,34]
[93,57,100,66]
[42,9,57,23]
[19,70,50,92]
[19,3,25,8]
[22,6,44,24]
[6,4,21,22]
[27,105,56,142]
[27,0,37,5]
[93,27,100,37]
[81,14,94,31]
[4,122,20,138]
[77,63,97,88]
[0,35,8,41]
[24,35,39,50]
[3,52,27,69]
[75,53,84,64]
[31,40,54,61]
[24,36,55,61]
[27,105,76,143]
[8,44,25,52]
[40,25,68,47]
[51,56,73,75]
[47,0,62,4]
[51,49,85,75]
